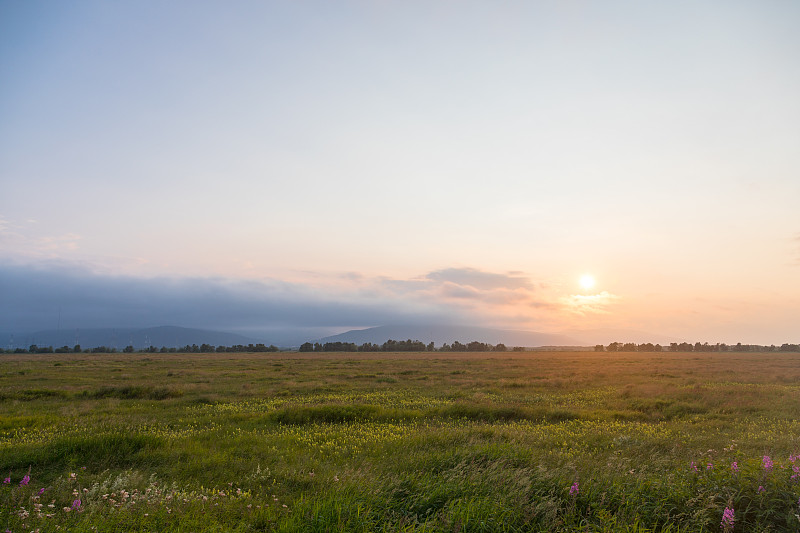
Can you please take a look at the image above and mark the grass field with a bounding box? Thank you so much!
[3,351,800,532]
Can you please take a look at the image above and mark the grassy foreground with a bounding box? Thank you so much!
[3,351,800,532]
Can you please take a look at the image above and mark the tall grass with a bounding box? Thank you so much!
[3,351,800,531]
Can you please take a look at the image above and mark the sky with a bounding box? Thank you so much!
[1,1,799,345]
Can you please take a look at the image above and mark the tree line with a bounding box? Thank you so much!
[3,343,281,354]
[5,340,799,355]
[299,339,512,352]
[596,342,800,352]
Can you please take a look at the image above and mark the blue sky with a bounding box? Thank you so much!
[1,2,799,344]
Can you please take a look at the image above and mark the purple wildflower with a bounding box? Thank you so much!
[721,507,735,531]
[71,498,81,510]
[38,487,46,495]
[758,485,765,493]
[763,455,773,472]
[19,475,30,486]
[569,481,579,496]
[2,475,9,484]
[707,462,713,470]
[691,461,699,473]
[731,461,739,473]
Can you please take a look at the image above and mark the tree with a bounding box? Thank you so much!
[123,345,134,353]
[467,341,490,352]
[494,343,507,352]
[594,345,604,352]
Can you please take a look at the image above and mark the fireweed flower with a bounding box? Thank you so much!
[707,463,713,470]
[691,461,699,473]
[569,481,579,496]
[763,456,773,471]
[721,507,735,531]
[731,462,739,473]
[71,499,81,510]
[20,475,30,486]
[758,485,765,493]
[38,487,46,495]
[2,475,9,484]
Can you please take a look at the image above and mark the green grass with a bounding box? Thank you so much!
[3,351,800,531]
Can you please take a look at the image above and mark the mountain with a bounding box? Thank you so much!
[316,325,583,348]
[315,324,683,348]
[1,324,684,352]
[2,326,265,350]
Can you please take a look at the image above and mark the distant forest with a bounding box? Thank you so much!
[301,340,800,353]
[3,340,799,355]
[3,343,280,354]
[597,341,800,353]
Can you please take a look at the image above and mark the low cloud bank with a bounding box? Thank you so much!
[1,263,621,344]
[0,263,469,340]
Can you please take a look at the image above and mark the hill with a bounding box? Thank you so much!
[316,325,583,348]
[315,324,684,348]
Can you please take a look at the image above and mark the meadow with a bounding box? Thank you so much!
[2,350,800,532]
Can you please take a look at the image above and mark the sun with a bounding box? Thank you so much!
[579,274,596,290]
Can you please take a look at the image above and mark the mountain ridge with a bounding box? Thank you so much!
[316,325,583,347]
[316,324,684,347]
[2,324,686,351]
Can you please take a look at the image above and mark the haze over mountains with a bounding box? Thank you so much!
[2,324,682,351]
[317,325,682,347]
[318,325,579,347]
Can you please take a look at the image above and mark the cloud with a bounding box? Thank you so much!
[426,268,533,290]
[440,281,482,300]
[0,215,21,242]
[0,263,469,341]
[0,263,586,342]
[561,291,621,315]
[0,215,82,257]
[378,267,547,308]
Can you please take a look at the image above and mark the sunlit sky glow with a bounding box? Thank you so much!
[1,2,799,344]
